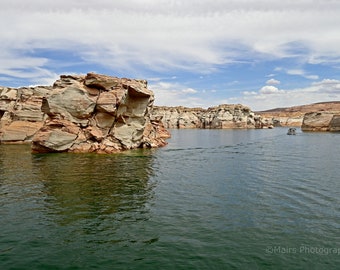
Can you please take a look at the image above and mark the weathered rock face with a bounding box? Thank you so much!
[329,115,340,132]
[301,111,340,132]
[31,73,169,153]
[258,101,340,127]
[0,86,51,143]
[260,115,304,127]
[203,104,261,129]
[153,104,262,129]
[152,106,203,129]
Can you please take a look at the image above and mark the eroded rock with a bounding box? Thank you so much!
[31,73,169,153]
[0,86,50,143]
[152,104,262,129]
[301,111,340,131]
[258,101,340,127]
[329,115,340,132]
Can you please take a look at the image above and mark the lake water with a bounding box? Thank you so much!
[1,128,339,269]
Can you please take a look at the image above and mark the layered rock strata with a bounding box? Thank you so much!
[0,73,170,153]
[0,86,50,142]
[258,101,340,127]
[152,104,262,129]
[301,112,340,132]
[33,73,170,153]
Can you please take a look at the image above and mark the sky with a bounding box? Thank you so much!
[1,0,340,111]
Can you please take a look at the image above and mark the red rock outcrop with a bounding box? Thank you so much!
[31,73,169,153]
[0,86,51,143]
[0,73,170,152]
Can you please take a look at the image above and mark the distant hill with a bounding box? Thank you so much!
[257,101,340,115]
[256,101,340,127]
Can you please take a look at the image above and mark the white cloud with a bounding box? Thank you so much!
[259,86,285,95]
[304,75,319,80]
[150,81,209,107]
[286,69,319,80]
[266,79,280,85]
[1,0,340,110]
[286,69,304,76]
[150,78,336,111]
[182,88,198,94]
[1,0,340,80]
[225,79,340,111]
[312,79,340,86]
[0,50,59,86]
[311,79,340,93]
[243,91,257,96]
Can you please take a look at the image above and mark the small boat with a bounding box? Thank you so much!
[287,128,296,135]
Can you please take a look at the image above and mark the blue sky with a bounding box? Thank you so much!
[1,0,340,110]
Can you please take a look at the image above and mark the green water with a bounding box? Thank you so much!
[1,129,339,269]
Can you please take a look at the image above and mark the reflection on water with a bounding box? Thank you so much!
[1,145,155,223]
[31,150,155,225]
[1,129,340,269]
[0,145,158,269]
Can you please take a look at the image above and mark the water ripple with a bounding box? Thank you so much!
[1,130,340,269]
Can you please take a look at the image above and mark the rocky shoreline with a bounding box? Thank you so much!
[0,73,170,153]
[0,73,268,150]
[152,104,263,129]
[257,101,340,128]
[1,74,340,152]
[301,112,340,132]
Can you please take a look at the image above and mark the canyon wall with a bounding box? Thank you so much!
[2,75,339,148]
[153,104,263,129]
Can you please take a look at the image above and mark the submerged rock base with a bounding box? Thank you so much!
[28,73,169,153]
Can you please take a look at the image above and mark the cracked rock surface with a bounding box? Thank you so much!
[30,73,169,153]
[0,73,170,152]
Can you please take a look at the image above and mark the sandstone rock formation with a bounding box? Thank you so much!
[0,73,170,152]
[153,104,262,129]
[203,104,262,129]
[329,115,340,132]
[0,86,51,143]
[31,73,169,153]
[301,111,340,132]
[3,75,339,145]
[258,112,304,127]
[258,101,340,127]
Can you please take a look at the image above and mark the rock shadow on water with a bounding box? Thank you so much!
[1,144,160,268]
[30,149,156,226]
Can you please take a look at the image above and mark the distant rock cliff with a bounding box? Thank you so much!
[0,73,170,153]
[257,101,340,127]
[153,104,262,129]
[301,112,340,132]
